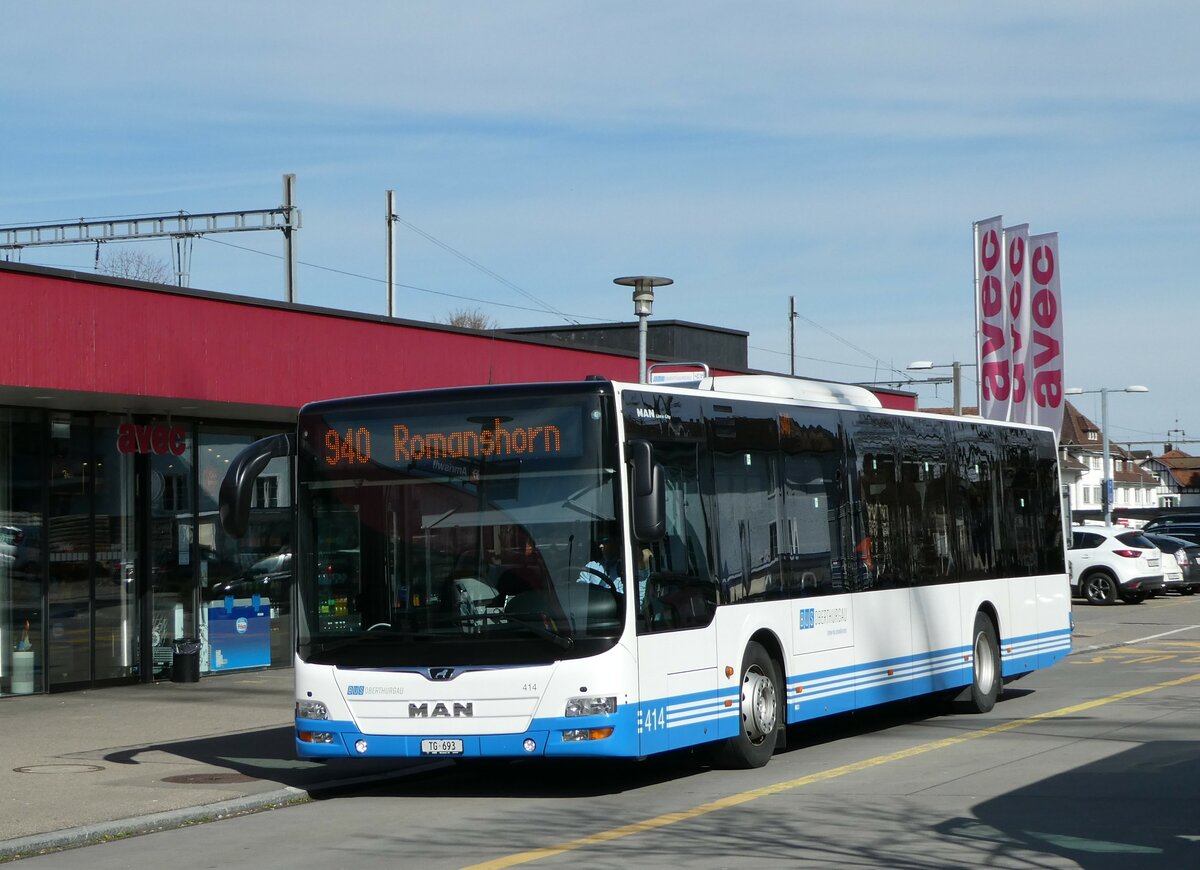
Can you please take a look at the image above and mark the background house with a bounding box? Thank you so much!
[1057,402,1161,520]
[1140,449,1200,508]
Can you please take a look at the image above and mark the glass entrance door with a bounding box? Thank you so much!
[46,415,92,689]
[94,417,138,681]
[148,430,195,678]
[45,415,140,690]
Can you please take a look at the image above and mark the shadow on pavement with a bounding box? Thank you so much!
[948,740,1200,870]
[100,725,427,792]
[97,726,714,799]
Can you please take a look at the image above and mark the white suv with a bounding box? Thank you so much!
[1069,525,1164,605]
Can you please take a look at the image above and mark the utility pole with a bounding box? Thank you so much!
[789,296,796,377]
[282,173,297,303]
[386,190,396,317]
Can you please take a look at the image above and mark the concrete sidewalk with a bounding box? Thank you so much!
[0,668,431,861]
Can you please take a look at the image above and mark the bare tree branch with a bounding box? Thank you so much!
[98,249,173,284]
[441,306,498,330]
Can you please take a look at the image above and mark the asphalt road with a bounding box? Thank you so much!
[15,595,1200,870]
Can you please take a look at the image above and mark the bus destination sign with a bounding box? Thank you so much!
[316,406,583,471]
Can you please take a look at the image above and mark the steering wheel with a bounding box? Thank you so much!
[366,622,392,631]
[571,563,621,594]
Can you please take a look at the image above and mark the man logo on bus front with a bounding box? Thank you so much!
[430,668,455,681]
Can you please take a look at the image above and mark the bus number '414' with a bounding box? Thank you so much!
[641,706,666,732]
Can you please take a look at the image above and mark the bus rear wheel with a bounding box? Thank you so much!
[713,642,780,769]
[961,612,1001,714]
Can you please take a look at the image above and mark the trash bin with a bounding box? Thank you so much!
[170,638,201,683]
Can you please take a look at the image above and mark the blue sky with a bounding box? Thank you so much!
[3,1,1197,449]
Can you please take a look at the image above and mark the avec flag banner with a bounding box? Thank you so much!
[974,216,1008,421]
[1005,223,1031,424]
[973,217,1064,432]
[1028,232,1065,434]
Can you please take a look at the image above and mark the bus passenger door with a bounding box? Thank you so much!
[635,448,719,754]
[846,414,913,707]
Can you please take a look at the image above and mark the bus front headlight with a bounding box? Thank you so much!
[565,696,617,717]
[296,700,329,720]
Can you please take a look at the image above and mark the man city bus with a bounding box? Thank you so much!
[219,374,1070,768]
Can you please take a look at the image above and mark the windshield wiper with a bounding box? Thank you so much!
[500,614,574,650]
[308,630,410,657]
[454,612,574,650]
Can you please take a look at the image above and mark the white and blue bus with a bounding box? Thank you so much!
[220,373,1070,769]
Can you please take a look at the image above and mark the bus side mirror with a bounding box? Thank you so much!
[219,433,296,538]
[628,440,665,542]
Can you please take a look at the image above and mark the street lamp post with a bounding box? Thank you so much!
[907,360,973,415]
[614,276,672,384]
[1064,385,1150,526]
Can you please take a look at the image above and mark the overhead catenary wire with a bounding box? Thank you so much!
[0,210,193,228]
[789,309,917,383]
[196,235,611,321]
[389,214,575,324]
[10,214,923,382]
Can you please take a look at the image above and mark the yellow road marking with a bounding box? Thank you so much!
[461,671,1200,870]
[1069,642,1200,664]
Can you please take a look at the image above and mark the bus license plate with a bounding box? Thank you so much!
[421,739,464,756]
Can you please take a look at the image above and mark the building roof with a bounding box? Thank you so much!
[1145,450,1200,490]
[1060,401,1104,448]
[1060,455,1089,473]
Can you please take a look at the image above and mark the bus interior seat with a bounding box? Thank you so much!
[646,572,714,630]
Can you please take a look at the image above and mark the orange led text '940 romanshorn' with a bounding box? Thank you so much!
[393,419,561,461]
[324,419,563,467]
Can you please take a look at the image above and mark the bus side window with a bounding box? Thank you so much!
[780,409,842,597]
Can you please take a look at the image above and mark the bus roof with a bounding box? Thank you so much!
[696,375,883,408]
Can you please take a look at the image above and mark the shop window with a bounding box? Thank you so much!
[161,474,188,512]
[1,409,44,696]
[254,476,280,509]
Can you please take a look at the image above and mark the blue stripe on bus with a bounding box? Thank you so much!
[295,705,644,759]
[1001,626,1072,676]
[639,626,1073,738]
[296,625,1072,759]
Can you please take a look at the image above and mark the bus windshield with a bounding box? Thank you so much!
[296,386,624,667]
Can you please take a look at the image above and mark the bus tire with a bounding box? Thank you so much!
[961,612,1001,714]
[713,642,781,769]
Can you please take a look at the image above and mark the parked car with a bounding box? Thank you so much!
[1068,525,1164,605]
[1142,516,1200,546]
[1141,533,1200,595]
[208,550,292,601]
[0,525,16,565]
[0,524,41,575]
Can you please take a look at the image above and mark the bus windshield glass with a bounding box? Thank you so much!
[296,386,623,667]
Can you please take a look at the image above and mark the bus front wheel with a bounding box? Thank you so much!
[713,642,781,769]
[962,612,1001,714]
